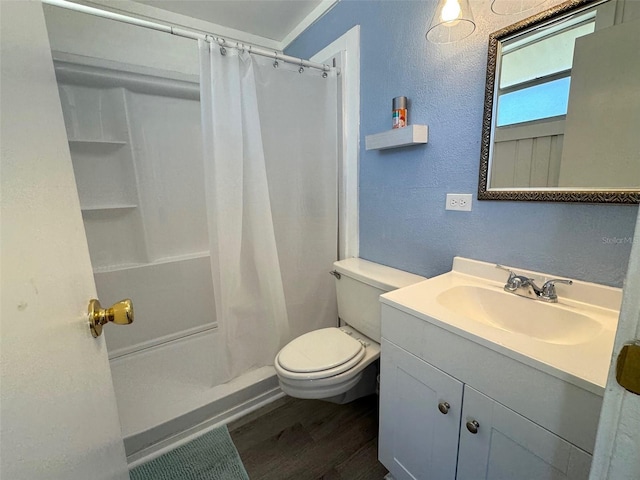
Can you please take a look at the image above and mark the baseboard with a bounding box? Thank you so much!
[126,379,284,467]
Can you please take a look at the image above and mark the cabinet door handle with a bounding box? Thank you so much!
[466,420,480,434]
[438,402,450,414]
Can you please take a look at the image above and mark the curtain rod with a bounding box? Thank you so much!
[42,0,334,73]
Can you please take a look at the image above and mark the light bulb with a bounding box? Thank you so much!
[426,0,476,44]
[440,0,462,23]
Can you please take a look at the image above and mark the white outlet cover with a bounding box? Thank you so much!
[446,194,473,211]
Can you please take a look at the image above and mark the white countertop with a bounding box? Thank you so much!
[380,257,622,394]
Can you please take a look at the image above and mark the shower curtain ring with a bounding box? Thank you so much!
[298,60,304,74]
[217,37,226,55]
[273,52,279,68]
[322,71,328,78]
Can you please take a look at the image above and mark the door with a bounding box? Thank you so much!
[379,339,463,480]
[589,208,640,480]
[457,386,591,480]
[0,2,129,479]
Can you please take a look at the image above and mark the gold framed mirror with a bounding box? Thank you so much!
[478,0,640,203]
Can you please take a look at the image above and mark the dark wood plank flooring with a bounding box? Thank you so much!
[228,394,388,480]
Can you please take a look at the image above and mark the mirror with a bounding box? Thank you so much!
[479,0,640,203]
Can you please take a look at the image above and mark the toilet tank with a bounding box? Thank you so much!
[333,258,426,342]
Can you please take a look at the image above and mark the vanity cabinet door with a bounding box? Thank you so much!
[457,385,592,480]
[379,339,463,480]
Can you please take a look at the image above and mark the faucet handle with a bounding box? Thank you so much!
[495,264,516,279]
[542,278,573,290]
[541,278,573,300]
[495,264,521,291]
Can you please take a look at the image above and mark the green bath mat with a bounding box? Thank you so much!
[129,425,250,480]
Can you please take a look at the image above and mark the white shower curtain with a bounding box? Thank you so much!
[253,54,339,342]
[199,40,338,383]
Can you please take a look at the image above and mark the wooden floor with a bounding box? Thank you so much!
[228,394,388,480]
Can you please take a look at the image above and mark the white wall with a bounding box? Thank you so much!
[44,4,199,75]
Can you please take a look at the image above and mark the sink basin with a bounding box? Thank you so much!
[436,285,604,345]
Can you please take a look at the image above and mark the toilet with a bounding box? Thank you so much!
[274,258,426,403]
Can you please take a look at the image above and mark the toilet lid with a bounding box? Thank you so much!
[276,328,365,379]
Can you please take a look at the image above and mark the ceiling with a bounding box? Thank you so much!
[133,0,329,44]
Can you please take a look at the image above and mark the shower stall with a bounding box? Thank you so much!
[44,4,342,462]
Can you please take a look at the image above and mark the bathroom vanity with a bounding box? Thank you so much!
[377,257,621,480]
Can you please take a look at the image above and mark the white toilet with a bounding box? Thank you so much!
[274,258,425,403]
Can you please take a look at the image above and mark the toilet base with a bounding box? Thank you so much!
[279,360,379,405]
[319,361,379,404]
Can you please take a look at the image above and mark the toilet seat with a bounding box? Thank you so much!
[275,328,366,380]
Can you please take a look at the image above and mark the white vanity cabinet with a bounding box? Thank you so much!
[457,386,592,480]
[379,339,463,479]
[379,305,598,480]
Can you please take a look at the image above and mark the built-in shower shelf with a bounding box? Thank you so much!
[81,204,138,212]
[93,262,147,274]
[69,138,127,146]
[90,252,210,274]
[365,124,428,150]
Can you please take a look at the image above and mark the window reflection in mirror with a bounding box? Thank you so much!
[496,15,594,127]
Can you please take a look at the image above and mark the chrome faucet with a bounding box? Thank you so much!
[496,265,572,303]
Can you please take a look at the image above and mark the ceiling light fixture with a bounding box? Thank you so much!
[426,0,476,44]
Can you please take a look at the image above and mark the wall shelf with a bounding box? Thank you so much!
[365,125,428,150]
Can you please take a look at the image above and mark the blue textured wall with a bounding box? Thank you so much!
[286,0,638,287]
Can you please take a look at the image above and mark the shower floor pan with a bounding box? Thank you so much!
[110,330,282,465]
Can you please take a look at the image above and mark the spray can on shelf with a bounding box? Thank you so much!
[392,96,408,129]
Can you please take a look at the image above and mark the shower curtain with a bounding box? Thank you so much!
[198,41,338,383]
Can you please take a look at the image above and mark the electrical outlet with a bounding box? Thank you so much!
[446,193,473,211]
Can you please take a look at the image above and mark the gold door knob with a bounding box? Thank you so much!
[89,298,134,338]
